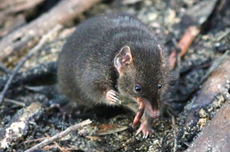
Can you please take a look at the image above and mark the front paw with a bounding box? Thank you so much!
[105,90,121,104]
[136,121,154,138]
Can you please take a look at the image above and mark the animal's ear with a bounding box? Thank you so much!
[114,46,133,73]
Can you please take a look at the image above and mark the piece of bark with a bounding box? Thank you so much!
[186,103,230,151]
[0,102,43,149]
[0,0,102,60]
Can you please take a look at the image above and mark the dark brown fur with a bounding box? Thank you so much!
[57,13,168,135]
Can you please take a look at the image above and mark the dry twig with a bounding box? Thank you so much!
[171,116,177,152]
[4,98,25,107]
[45,133,69,152]
[169,26,200,69]
[25,119,92,152]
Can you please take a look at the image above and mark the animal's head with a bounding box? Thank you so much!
[114,45,167,118]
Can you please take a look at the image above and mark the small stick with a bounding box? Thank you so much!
[25,119,92,152]
[4,98,25,107]
[0,25,62,105]
[169,39,182,70]
[45,133,69,152]
[178,26,200,57]
[171,116,177,152]
[0,62,11,74]
[169,26,200,69]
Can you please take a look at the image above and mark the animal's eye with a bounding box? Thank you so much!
[135,85,142,92]
[158,83,162,89]
[114,84,118,91]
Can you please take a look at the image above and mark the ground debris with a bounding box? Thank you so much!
[1,0,230,151]
[0,102,43,149]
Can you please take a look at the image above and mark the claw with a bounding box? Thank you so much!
[136,120,154,138]
[106,90,120,104]
[143,132,149,138]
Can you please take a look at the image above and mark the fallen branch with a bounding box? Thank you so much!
[2,0,45,15]
[0,0,43,38]
[0,0,44,10]
[0,0,44,21]
[0,25,62,105]
[0,0,102,60]
[0,102,43,149]
[25,119,92,152]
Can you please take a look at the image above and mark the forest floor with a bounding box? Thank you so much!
[0,0,230,151]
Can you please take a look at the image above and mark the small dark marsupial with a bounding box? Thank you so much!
[58,13,168,137]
